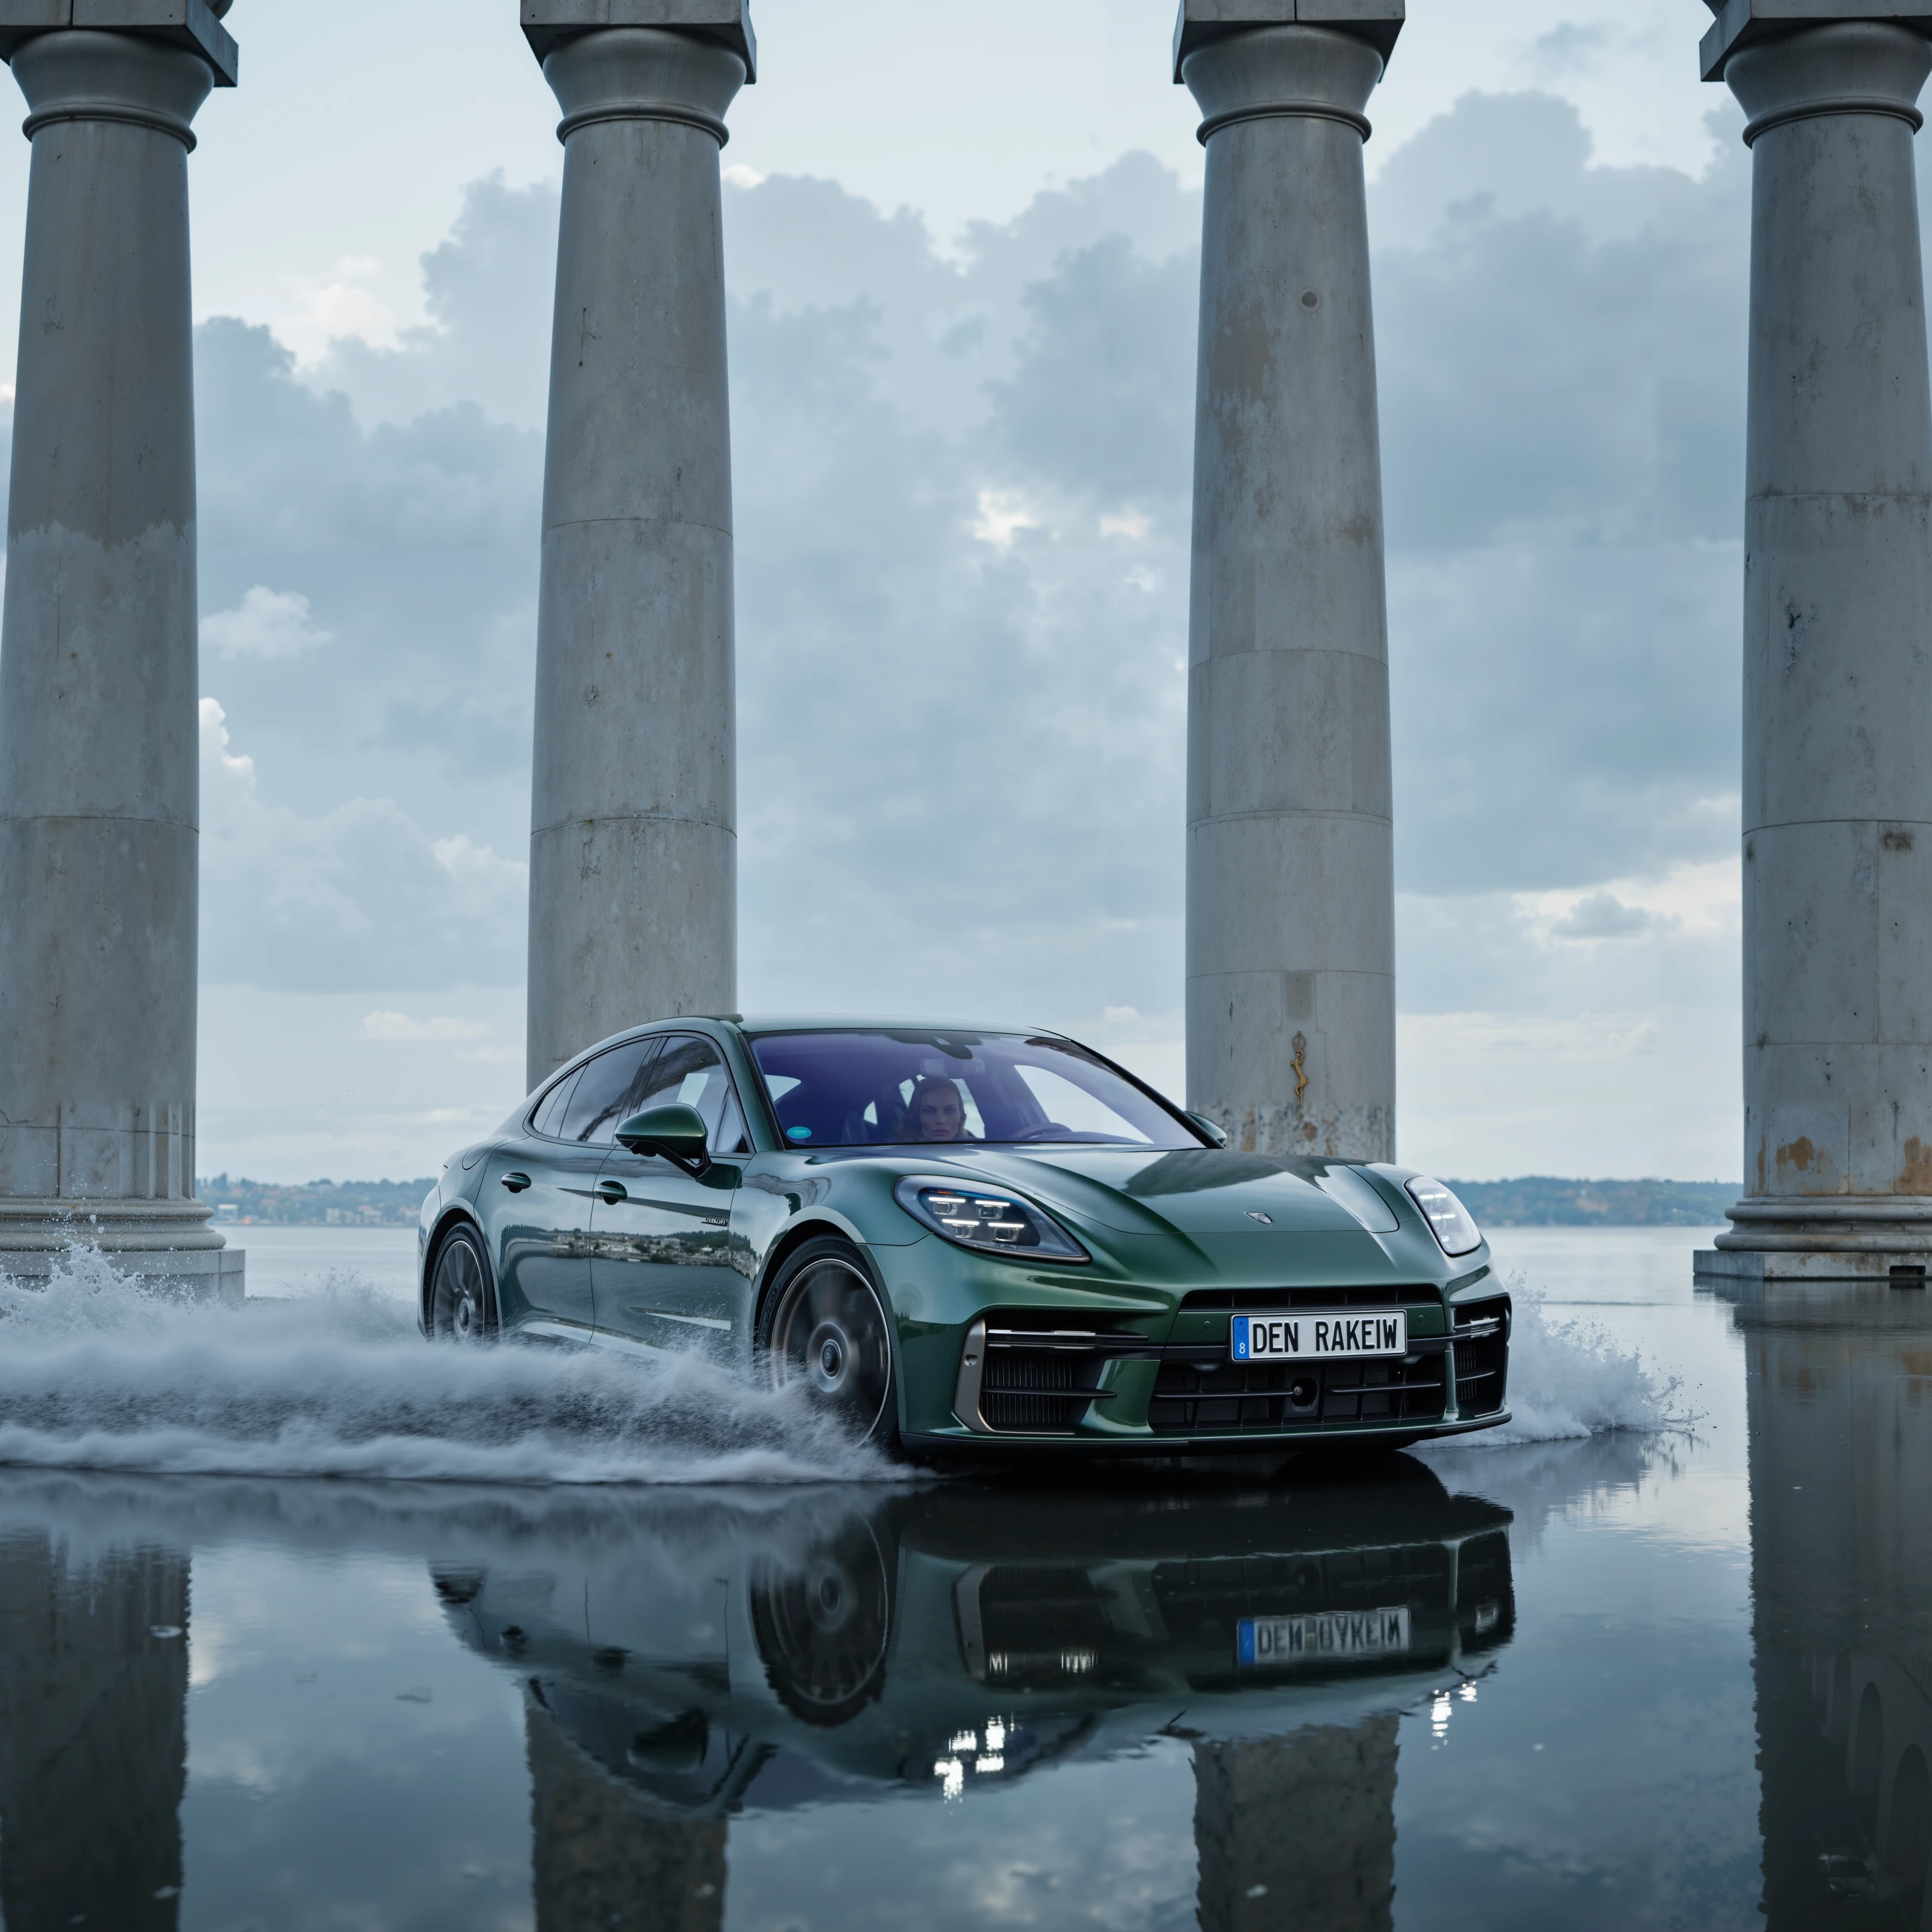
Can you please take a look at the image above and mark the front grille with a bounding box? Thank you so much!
[1147,1350,1446,1436]
[1452,1297,1510,1417]
[974,1310,1155,1435]
[1179,1285,1420,1313]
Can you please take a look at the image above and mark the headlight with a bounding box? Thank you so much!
[1406,1177,1482,1257]
[893,1177,1090,1263]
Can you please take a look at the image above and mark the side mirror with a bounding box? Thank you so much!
[1185,1110,1229,1148]
[615,1102,711,1175]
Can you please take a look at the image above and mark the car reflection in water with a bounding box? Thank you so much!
[431,1460,1514,1929]
[1713,1279,1932,1930]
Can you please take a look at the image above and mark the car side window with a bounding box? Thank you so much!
[629,1034,749,1155]
[558,1038,662,1146]
[529,1066,582,1139]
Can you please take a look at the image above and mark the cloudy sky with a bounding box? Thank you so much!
[0,2,1831,1183]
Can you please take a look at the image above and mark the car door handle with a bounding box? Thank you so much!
[596,1179,628,1204]
[500,1172,531,1193]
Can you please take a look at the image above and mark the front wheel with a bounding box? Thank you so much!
[428,1224,496,1342]
[759,1238,899,1447]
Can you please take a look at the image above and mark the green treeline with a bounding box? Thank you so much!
[1444,1176,1738,1227]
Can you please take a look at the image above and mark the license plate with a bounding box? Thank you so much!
[1231,1310,1407,1361]
[1238,1606,1411,1667]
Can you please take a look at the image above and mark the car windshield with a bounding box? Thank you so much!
[746,1029,1203,1151]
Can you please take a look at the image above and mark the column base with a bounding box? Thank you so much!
[1693,1247,1931,1284]
[1697,1197,1932,1283]
[0,1197,244,1305]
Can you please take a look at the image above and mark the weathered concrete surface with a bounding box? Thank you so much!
[0,25,238,1292]
[1695,1240,1932,1284]
[1178,8,1398,1161]
[1707,19,1932,1274]
[525,15,747,1089]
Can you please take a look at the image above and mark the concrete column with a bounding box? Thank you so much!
[0,5,240,1298]
[1693,5,1932,1283]
[1175,2,1400,1163]
[523,3,750,1090]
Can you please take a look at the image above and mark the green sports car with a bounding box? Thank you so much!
[417,1018,1510,1456]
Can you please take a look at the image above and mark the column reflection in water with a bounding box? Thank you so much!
[0,1529,190,1931]
[1195,1717,1398,1932]
[429,1468,1513,1928]
[1721,1281,1932,1924]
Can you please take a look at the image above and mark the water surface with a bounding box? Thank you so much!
[0,1229,1919,1929]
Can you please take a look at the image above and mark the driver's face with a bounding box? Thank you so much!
[916,1087,964,1140]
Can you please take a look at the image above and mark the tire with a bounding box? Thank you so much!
[758,1237,900,1447]
[427,1223,497,1342]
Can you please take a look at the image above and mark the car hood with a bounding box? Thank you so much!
[928,1146,1393,1239]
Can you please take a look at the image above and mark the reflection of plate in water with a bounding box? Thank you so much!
[1237,1607,1411,1669]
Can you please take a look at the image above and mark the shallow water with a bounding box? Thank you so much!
[0,1229,1919,1928]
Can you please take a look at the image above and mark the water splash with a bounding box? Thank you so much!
[1432,1276,1694,1447]
[0,1245,907,1486]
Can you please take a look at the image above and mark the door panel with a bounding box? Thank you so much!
[591,1034,749,1356]
[486,1037,662,1335]
[483,1142,604,1334]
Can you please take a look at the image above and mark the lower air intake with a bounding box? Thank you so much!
[1148,1350,1446,1435]
[1452,1298,1510,1417]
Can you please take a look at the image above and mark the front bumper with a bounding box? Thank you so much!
[901,1407,1513,1459]
[900,1287,1512,1454]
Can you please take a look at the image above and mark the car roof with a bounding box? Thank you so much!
[730,1017,1064,1037]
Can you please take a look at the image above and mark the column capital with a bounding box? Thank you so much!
[1177,17,1388,146]
[1721,17,1931,145]
[8,25,218,150]
[1701,1,1932,83]
[523,1,754,84]
[1172,1,1399,84]
[0,2,235,87]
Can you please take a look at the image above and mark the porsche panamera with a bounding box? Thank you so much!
[417,1018,1510,1457]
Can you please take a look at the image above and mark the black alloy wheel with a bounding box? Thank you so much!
[429,1224,496,1342]
[760,1237,899,1445]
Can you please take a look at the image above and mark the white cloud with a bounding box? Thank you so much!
[274,253,399,365]
[359,1011,492,1043]
[1549,892,1662,942]
[198,698,528,992]
[970,488,1039,548]
[201,585,333,662]
[1516,860,1739,949]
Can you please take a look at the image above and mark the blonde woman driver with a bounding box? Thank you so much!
[901,1074,972,1143]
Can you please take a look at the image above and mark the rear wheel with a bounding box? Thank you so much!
[760,1237,899,1447]
[428,1224,496,1341]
